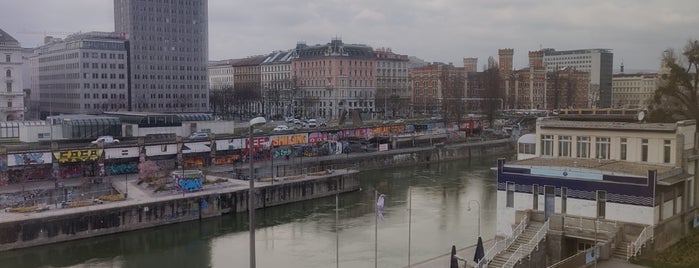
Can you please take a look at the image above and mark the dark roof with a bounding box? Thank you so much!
[262,50,294,65]
[0,28,20,46]
[294,39,374,60]
[231,55,268,67]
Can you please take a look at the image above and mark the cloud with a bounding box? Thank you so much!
[1,0,697,70]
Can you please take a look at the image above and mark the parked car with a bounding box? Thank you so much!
[91,136,119,145]
[188,132,209,139]
[308,119,317,128]
[273,125,289,132]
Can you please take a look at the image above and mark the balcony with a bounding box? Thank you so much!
[0,91,24,97]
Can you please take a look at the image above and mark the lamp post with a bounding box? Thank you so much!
[468,200,481,237]
[248,116,266,268]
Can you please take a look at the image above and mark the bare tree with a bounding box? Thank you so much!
[483,57,501,123]
[440,69,466,125]
[648,40,699,123]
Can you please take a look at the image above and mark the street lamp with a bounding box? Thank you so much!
[248,116,266,268]
[467,200,481,237]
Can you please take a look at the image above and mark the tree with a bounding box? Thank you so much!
[483,57,501,124]
[138,160,159,181]
[648,40,699,123]
[440,68,466,125]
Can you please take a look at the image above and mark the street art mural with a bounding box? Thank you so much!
[172,170,203,192]
[11,153,49,166]
[271,134,308,147]
[53,149,103,163]
[106,163,138,175]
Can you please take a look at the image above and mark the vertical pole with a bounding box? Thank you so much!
[336,192,339,268]
[374,190,378,268]
[249,127,256,268]
[408,186,412,268]
[271,147,274,184]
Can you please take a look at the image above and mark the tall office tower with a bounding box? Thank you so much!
[114,0,209,113]
[543,49,613,108]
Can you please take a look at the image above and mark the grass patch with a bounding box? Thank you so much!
[7,205,38,213]
[634,229,699,267]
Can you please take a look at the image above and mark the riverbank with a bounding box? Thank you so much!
[0,138,513,252]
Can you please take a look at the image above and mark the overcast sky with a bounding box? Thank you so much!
[2,0,697,71]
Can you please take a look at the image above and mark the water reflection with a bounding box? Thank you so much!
[0,157,499,268]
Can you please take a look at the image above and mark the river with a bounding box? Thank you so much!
[0,157,500,268]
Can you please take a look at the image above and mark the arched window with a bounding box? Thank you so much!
[5,70,10,77]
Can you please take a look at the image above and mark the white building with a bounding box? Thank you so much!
[208,60,234,90]
[30,32,128,117]
[375,48,410,118]
[499,117,698,253]
[612,73,657,109]
[0,28,25,121]
[261,50,294,118]
[543,49,614,108]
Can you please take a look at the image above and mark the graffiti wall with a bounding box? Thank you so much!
[271,134,308,146]
[172,170,203,192]
[9,152,53,166]
[53,149,103,163]
[105,163,138,175]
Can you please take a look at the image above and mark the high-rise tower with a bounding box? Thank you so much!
[114,0,209,112]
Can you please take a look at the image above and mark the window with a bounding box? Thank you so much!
[541,135,553,156]
[597,191,607,219]
[518,143,535,154]
[596,137,610,159]
[576,136,590,158]
[532,184,539,210]
[5,69,10,77]
[558,136,571,157]
[5,54,10,62]
[561,187,568,214]
[506,182,515,208]
[620,138,628,161]
[641,139,649,162]
[664,140,672,163]
[6,82,11,92]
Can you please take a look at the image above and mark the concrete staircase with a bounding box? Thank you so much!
[489,221,544,268]
[611,241,630,260]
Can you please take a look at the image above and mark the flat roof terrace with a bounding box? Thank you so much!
[509,157,675,178]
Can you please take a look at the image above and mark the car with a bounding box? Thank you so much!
[188,132,209,139]
[308,119,317,128]
[252,129,265,134]
[319,121,327,127]
[91,136,119,145]
[273,125,289,132]
[394,119,405,124]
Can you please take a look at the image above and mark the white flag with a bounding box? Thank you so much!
[376,194,385,220]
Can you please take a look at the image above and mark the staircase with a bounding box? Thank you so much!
[611,241,630,260]
[489,221,544,268]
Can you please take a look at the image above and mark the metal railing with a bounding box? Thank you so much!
[627,225,653,260]
[502,219,550,268]
[563,215,617,235]
[476,214,528,267]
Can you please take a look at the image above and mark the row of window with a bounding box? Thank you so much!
[83,93,126,99]
[134,83,207,90]
[540,135,673,163]
[82,52,125,60]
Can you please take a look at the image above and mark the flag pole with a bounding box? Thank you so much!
[336,192,339,268]
[408,186,412,267]
[374,189,378,268]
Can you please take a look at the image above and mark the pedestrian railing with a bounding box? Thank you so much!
[627,224,653,260]
[475,214,528,267]
[503,219,550,268]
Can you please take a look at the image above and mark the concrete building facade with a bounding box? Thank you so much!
[543,49,614,108]
[612,73,658,109]
[0,29,25,121]
[261,50,294,119]
[114,0,209,113]
[208,60,234,90]
[291,39,376,120]
[30,32,128,117]
[374,48,410,118]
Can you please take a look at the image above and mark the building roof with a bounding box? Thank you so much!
[509,157,676,177]
[537,117,692,132]
[230,55,268,67]
[262,50,294,65]
[0,28,20,46]
[294,38,374,60]
[543,48,612,56]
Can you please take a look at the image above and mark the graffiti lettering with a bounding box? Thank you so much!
[271,134,308,146]
[14,153,46,165]
[177,178,202,192]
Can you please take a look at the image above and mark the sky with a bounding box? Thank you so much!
[1,0,697,72]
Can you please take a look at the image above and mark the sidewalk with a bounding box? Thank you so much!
[407,239,493,268]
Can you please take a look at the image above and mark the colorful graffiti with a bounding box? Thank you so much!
[174,171,203,192]
[106,163,137,175]
[13,153,47,165]
[271,134,308,146]
[214,154,241,165]
[273,148,293,158]
[54,149,103,163]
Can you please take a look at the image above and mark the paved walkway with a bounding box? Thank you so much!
[596,258,649,268]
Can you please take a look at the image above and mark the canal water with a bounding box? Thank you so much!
[0,157,500,268]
